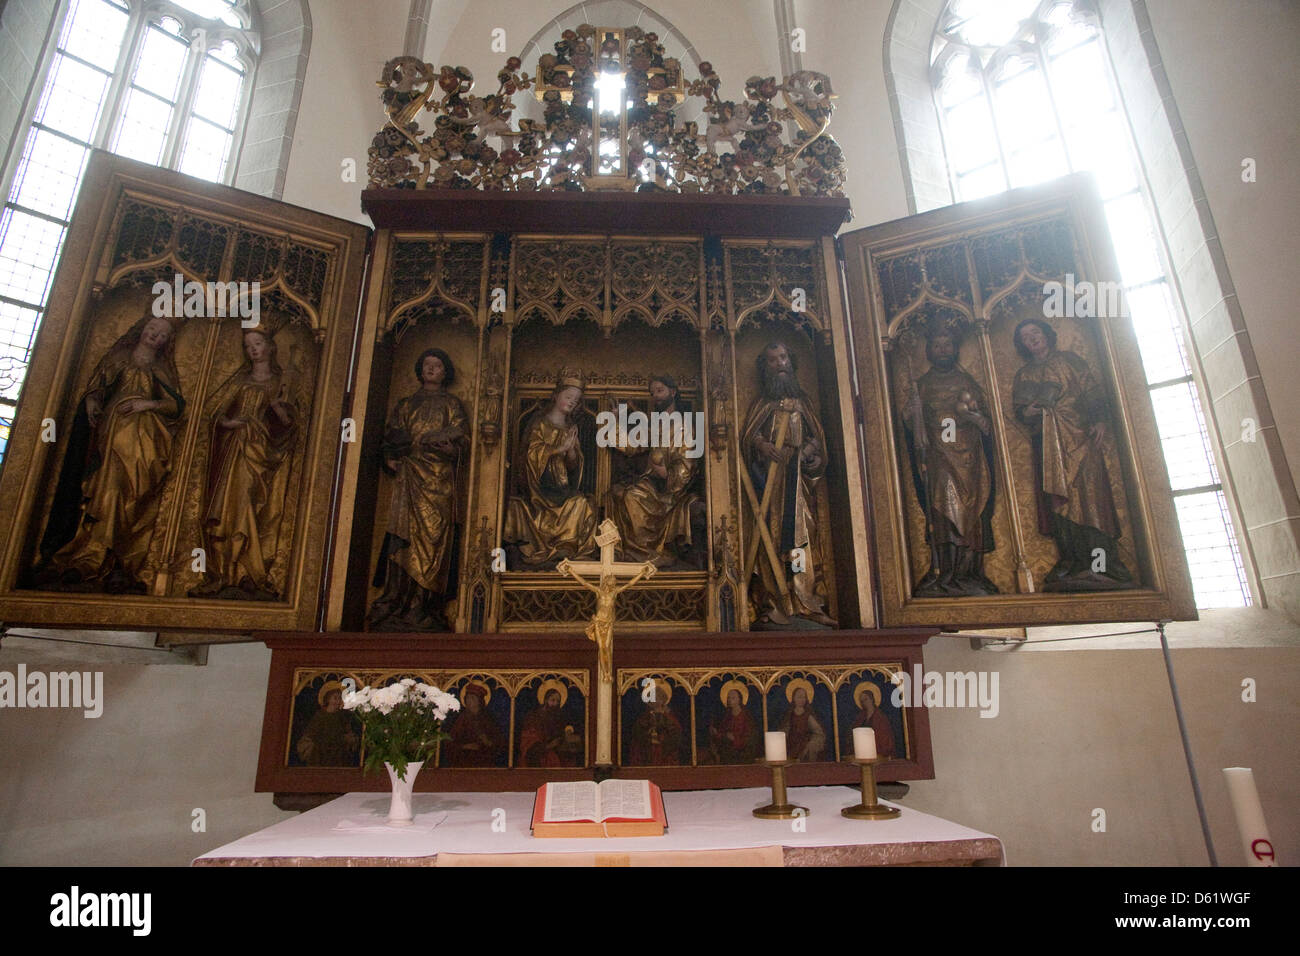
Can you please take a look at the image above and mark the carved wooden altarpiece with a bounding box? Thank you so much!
[0,26,1195,797]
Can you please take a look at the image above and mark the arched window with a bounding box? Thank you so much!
[925,0,1249,608]
[0,0,259,433]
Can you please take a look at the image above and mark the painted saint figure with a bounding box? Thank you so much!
[296,681,360,766]
[901,327,998,596]
[517,682,584,767]
[503,369,598,567]
[707,682,761,764]
[778,679,826,762]
[741,342,836,628]
[1011,319,1133,590]
[189,326,301,600]
[442,683,505,767]
[368,348,468,630]
[36,313,185,592]
[846,682,895,760]
[603,375,703,567]
[628,680,684,766]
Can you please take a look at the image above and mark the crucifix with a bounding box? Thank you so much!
[556,518,656,768]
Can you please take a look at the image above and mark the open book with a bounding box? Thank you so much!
[531,779,667,838]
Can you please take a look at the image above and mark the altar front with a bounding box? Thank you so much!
[195,787,1004,867]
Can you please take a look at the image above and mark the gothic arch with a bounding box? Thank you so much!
[515,0,705,126]
[516,0,703,75]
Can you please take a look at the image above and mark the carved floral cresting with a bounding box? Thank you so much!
[368,24,844,197]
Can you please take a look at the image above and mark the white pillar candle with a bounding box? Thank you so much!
[764,731,787,762]
[853,727,877,759]
[1222,767,1277,866]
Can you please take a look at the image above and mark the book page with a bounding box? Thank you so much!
[542,781,599,822]
[596,779,651,821]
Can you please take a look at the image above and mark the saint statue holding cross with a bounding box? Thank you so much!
[557,518,656,766]
[740,342,837,630]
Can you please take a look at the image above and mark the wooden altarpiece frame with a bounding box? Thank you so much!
[326,189,877,636]
[0,153,369,632]
[841,175,1197,628]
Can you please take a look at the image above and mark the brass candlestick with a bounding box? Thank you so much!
[843,757,901,819]
[754,760,809,819]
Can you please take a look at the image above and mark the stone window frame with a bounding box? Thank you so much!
[883,0,1300,630]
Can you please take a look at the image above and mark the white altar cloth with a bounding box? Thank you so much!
[196,786,1003,866]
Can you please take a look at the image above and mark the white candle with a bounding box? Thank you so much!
[1223,767,1276,866]
[764,731,787,762]
[853,727,877,759]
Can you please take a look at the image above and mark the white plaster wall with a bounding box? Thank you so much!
[1142,0,1300,488]
[799,0,911,228]
[904,637,1298,866]
[279,0,410,222]
[0,643,290,865]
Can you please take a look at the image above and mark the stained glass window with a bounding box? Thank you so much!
[0,0,257,442]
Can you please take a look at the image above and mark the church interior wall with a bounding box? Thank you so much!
[0,0,1294,866]
[1141,0,1300,492]
[279,0,409,222]
[0,643,292,865]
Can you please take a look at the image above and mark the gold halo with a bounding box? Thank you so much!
[784,677,815,704]
[537,679,568,708]
[854,681,882,708]
[646,678,672,705]
[317,680,345,707]
[459,681,491,706]
[718,679,749,707]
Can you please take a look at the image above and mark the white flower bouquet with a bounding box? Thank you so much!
[343,678,460,780]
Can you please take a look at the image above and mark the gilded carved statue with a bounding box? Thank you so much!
[603,374,703,567]
[35,313,185,593]
[368,347,468,630]
[189,324,304,601]
[503,369,598,567]
[740,342,835,629]
[900,326,999,596]
[1012,319,1133,590]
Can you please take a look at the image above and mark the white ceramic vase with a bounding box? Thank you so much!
[384,760,424,826]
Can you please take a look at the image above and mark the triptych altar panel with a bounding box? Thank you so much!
[0,154,368,633]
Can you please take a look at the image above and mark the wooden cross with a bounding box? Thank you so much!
[738,402,796,618]
[557,518,656,767]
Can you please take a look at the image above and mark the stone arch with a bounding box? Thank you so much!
[515,0,706,125]
[233,0,311,199]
